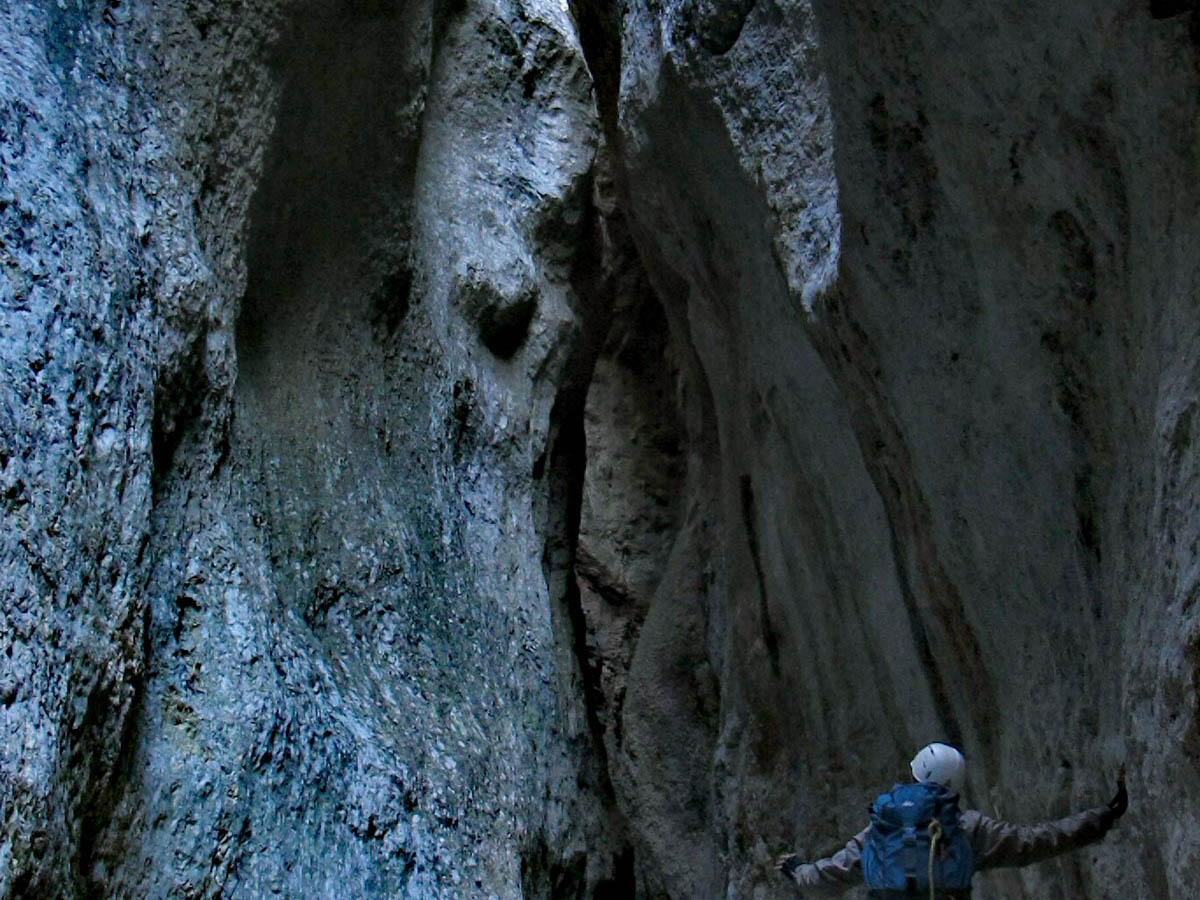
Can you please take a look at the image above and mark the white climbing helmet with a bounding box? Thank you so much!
[910,742,966,795]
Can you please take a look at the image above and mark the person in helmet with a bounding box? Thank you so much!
[776,742,1128,897]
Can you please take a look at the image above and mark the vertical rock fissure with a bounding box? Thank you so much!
[533,157,651,896]
[739,474,782,679]
[542,386,612,775]
[566,0,621,138]
[538,382,641,897]
[71,603,151,900]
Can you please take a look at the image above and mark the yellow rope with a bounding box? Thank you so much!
[927,818,944,900]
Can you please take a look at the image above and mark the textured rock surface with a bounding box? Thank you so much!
[601,0,1200,898]
[3,0,1200,898]
[3,0,620,897]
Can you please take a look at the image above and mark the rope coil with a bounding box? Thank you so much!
[927,818,944,900]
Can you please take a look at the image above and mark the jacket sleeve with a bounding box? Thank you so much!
[785,827,870,896]
[960,806,1113,870]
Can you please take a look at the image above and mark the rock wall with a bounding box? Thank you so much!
[3,1,621,896]
[600,0,1200,898]
[2,0,1199,898]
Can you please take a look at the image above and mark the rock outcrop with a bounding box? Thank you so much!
[3,0,1198,898]
[3,1,618,896]
[594,1,1200,897]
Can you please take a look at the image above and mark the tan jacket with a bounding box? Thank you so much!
[787,805,1113,896]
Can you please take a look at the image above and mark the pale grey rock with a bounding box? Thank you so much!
[3,0,620,898]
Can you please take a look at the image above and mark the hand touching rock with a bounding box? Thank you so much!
[1103,765,1128,826]
[776,853,804,881]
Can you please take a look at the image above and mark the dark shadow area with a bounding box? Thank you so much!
[567,0,621,138]
[237,1,425,373]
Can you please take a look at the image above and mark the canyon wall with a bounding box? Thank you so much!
[599,0,1200,897]
[3,0,1199,898]
[3,1,621,896]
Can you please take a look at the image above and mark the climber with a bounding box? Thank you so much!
[775,742,1128,898]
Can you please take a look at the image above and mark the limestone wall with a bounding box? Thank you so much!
[2,1,1197,898]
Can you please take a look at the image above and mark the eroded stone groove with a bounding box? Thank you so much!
[739,474,782,679]
[806,286,1000,772]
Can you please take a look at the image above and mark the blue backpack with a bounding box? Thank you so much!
[860,782,975,896]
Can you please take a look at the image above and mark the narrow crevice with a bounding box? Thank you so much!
[1040,208,1110,619]
[530,154,641,896]
[543,175,619,780]
[592,845,637,899]
[544,390,614,776]
[567,0,622,139]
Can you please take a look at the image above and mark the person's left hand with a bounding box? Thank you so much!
[776,853,803,881]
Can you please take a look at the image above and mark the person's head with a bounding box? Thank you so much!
[910,742,965,795]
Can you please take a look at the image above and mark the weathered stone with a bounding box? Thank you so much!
[3,0,614,897]
[451,268,539,360]
[602,0,1200,897]
[4,0,1200,898]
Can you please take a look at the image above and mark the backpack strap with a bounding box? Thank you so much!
[903,824,918,893]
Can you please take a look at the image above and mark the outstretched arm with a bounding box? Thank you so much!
[776,826,870,896]
[965,769,1128,870]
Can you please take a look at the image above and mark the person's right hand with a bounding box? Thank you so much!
[1104,765,1128,825]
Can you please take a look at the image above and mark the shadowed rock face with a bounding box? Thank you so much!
[604,1,1200,898]
[2,0,1199,898]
